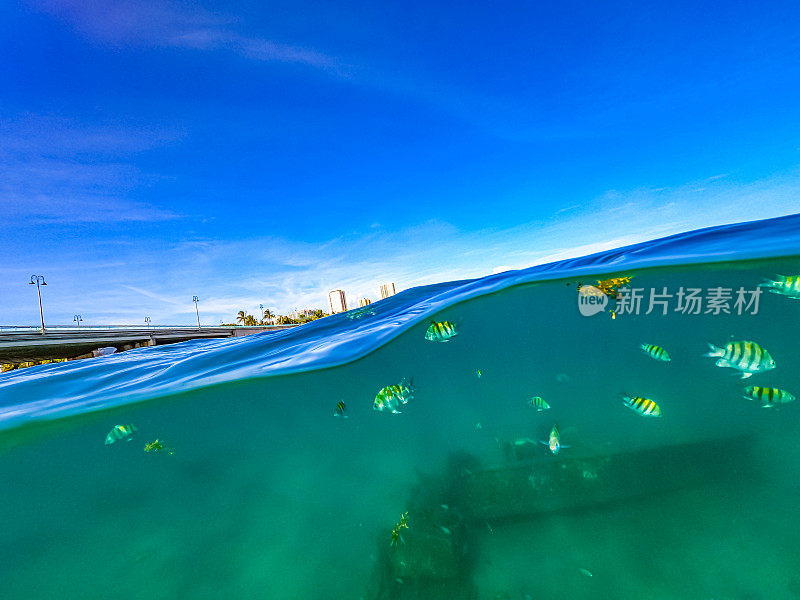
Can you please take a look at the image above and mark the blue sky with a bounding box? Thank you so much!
[2,0,799,325]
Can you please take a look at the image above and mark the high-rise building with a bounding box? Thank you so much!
[379,282,396,299]
[328,290,347,314]
[358,298,372,307]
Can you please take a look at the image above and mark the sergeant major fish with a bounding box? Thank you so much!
[333,400,348,418]
[640,343,671,362]
[424,320,458,342]
[743,386,796,408]
[623,395,662,417]
[705,340,775,378]
[759,275,800,299]
[105,424,137,445]
[528,396,551,411]
[540,424,569,455]
[374,379,414,413]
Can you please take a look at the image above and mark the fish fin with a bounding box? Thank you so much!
[716,359,729,367]
[538,440,548,446]
[561,444,571,449]
[705,343,723,357]
[740,372,753,379]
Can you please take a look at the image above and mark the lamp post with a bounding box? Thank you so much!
[29,275,47,333]
[193,296,201,328]
[73,314,83,327]
[145,316,151,328]
[259,304,264,324]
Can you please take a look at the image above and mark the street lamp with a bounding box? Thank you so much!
[73,314,83,327]
[29,275,47,333]
[193,296,201,328]
[259,303,264,323]
[145,316,151,328]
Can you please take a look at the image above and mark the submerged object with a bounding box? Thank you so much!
[333,400,348,418]
[623,395,662,417]
[640,343,671,362]
[143,439,174,454]
[104,424,137,445]
[424,320,458,342]
[528,396,550,411]
[374,379,414,413]
[705,340,775,379]
[759,274,800,299]
[743,386,796,407]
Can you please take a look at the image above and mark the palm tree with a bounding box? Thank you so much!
[236,310,247,326]
[244,314,258,326]
[263,308,274,324]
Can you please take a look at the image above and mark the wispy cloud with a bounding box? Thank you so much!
[31,0,341,72]
[4,169,798,326]
[0,115,181,225]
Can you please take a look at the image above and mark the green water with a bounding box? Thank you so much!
[2,258,799,599]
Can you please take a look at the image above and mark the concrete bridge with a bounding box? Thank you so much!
[0,326,294,365]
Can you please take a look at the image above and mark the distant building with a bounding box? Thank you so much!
[358,298,372,308]
[328,290,347,314]
[379,282,396,299]
[289,309,318,319]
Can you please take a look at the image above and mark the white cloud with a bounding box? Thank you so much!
[3,169,799,326]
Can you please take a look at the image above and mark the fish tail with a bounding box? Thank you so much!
[705,343,723,357]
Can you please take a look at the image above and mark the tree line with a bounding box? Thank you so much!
[223,308,328,327]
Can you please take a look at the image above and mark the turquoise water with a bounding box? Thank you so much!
[1,214,799,599]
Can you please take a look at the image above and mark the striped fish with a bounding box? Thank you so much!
[743,386,796,408]
[705,340,775,379]
[759,275,800,299]
[540,424,569,454]
[623,395,662,417]
[373,379,414,413]
[424,320,458,342]
[528,396,551,411]
[333,400,348,418]
[105,424,137,445]
[640,343,671,362]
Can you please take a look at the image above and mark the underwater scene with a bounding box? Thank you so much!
[1,215,800,600]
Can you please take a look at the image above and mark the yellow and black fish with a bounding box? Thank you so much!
[424,320,458,342]
[144,438,174,454]
[374,379,414,413]
[706,340,775,379]
[623,395,662,417]
[640,344,671,362]
[528,396,551,411]
[105,424,137,445]
[743,386,796,408]
[578,276,633,299]
[759,275,800,299]
[333,400,348,418]
[390,511,409,547]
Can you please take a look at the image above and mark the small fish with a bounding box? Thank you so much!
[541,424,569,454]
[424,320,458,342]
[640,344,671,362]
[579,276,633,299]
[579,568,593,578]
[705,340,775,379]
[438,526,452,535]
[143,438,174,454]
[333,400,348,418]
[474,369,482,378]
[474,422,483,430]
[105,424,137,445]
[759,275,800,299]
[743,386,796,408]
[374,379,414,413]
[390,512,409,547]
[528,396,551,411]
[623,395,662,417]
